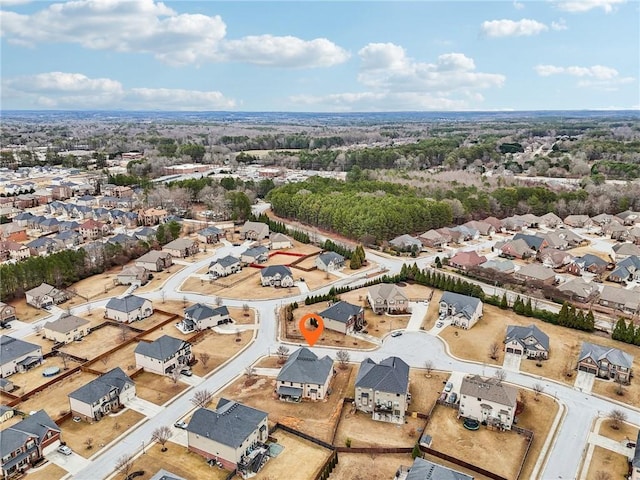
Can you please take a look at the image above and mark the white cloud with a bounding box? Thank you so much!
[0,0,31,5]
[534,64,634,90]
[513,1,525,9]
[555,0,626,13]
[1,72,235,110]
[551,19,568,30]
[481,18,549,37]
[0,0,348,68]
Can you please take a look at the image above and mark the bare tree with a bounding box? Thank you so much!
[151,425,172,452]
[215,296,223,306]
[169,367,181,387]
[84,437,94,450]
[198,352,211,368]
[114,453,134,479]
[161,290,166,304]
[608,409,627,430]
[594,471,612,480]
[616,377,625,396]
[33,324,43,335]
[119,323,128,342]
[489,342,500,361]
[245,366,256,378]
[336,350,350,369]
[276,346,290,364]
[533,383,545,401]
[182,295,188,307]
[242,303,250,317]
[424,360,434,377]
[100,354,111,366]
[191,389,214,408]
[86,303,93,316]
[59,352,70,370]
[494,369,507,384]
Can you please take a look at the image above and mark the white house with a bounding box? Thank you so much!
[208,255,242,278]
[239,221,270,241]
[367,284,409,314]
[276,348,334,402]
[355,356,410,424]
[504,324,550,360]
[134,335,192,376]
[43,315,90,344]
[68,367,136,422]
[260,265,294,288]
[315,251,345,272]
[438,291,483,329]
[458,374,518,430]
[116,265,151,286]
[25,283,69,308]
[269,232,293,250]
[104,295,153,323]
[178,304,231,333]
[318,301,365,334]
[135,250,173,272]
[0,336,42,378]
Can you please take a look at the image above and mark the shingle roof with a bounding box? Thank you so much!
[43,314,90,334]
[440,292,482,320]
[513,233,545,250]
[149,470,187,480]
[368,283,407,302]
[579,342,634,369]
[389,234,422,249]
[633,431,640,468]
[137,250,171,263]
[270,232,291,243]
[405,457,473,480]
[1,410,59,454]
[163,238,197,250]
[134,335,188,361]
[277,347,333,385]
[210,255,240,268]
[242,245,269,257]
[355,356,409,394]
[68,367,133,404]
[505,324,549,352]
[105,294,148,313]
[317,251,345,266]
[516,264,556,281]
[460,375,517,407]
[184,303,228,321]
[186,399,267,449]
[319,301,363,324]
[261,265,292,278]
[0,336,40,364]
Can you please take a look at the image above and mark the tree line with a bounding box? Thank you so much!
[612,318,640,346]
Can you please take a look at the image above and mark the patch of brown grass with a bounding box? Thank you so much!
[23,462,67,480]
[134,371,188,405]
[585,446,629,480]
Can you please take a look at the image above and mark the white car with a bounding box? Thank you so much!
[57,445,72,456]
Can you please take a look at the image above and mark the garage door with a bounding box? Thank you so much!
[578,365,597,375]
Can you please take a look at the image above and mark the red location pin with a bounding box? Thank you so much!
[299,313,324,347]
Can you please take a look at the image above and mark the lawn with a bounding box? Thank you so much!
[407,370,450,414]
[59,409,144,458]
[24,463,67,480]
[585,446,629,480]
[135,264,187,294]
[6,355,83,394]
[6,298,48,324]
[328,453,415,480]
[134,371,189,405]
[59,324,133,361]
[190,329,254,377]
[598,419,639,443]
[255,429,332,479]
[424,404,529,480]
[421,289,445,330]
[87,342,138,374]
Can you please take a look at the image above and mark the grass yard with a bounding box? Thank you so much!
[7,298,48,323]
[22,332,56,355]
[421,452,494,480]
[24,463,67,480]
[127,310,177,331]
[421,290,445,330]
[207,365,356,443]
[592,376,640,408]
[190,329,253,377]
[6,355,83,394]
[424,404,529,480]
[69,265,124,300]
[407,370,450,414]
[598,419,639,443]
[139,325,193,342]
[59,324,133,361]
[87,342,138,374]
[585,446,629,480]
[333,408,426,448]
[134,371,188,405]
[256,429,332,479]
[328,453,415,480]
[59,409,144,458]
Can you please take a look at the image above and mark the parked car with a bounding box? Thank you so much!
[180,369,193,377]
[174,420,188,429]
[0,322,11,329]
[390,331,403,337]
[436,321,444,328]
[444,382,453,393]
[448,392,458,404]
[57,445,72,455]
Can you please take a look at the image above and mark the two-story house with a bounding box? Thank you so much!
[0,336,42,378]
[0,302,17,325]
[439,291,483,329]
[269,232,292,250]
[43,314,90,344]
[276,348,334,402]
[318,300,365,334]
[68,367,136,422]
[197,226,224,244]
[134,335,192,376]
[135,250,173,272]
[178,303,231,333]
[504,324,550,360]
[208,255,242,278]
[315,252,346,272]
[577,342,634,383]
[162,238,199,258]
[367,284,409,314]
[240,246,269,265]
[260,265,294,288]
[104,295,153,323]
[78,218,111,241]
[116,265,151,286]
[355,356,410,424]
[459,374,518,430]
[239,221,269,241]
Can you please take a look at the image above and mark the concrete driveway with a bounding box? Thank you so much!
[406,301,428,331]
[124,397,164,417]
[502,352,522,372]
[574,370,596,393]
[45,450,91,475]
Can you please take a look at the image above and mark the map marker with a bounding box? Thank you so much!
[299,313,324,347]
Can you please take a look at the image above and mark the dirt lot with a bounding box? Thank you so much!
[126,441,229,480]
[17,371,99,420]
[60,409,144,458]
[88,342,138,374]
[585,446,629,480]
[329,453,414,480]
[7,355,83,394]
[191,329,254,377]
[425,404,529,479]
[208,365,356,443]
[6,298,48,324]
[134,371,188,405]
[407,370,450,414]
[24,463,67,480]
[256,429,332,479]
[59,324,132,361]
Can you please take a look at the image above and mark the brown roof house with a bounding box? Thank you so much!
[496,238,534,259]
[448,250,487,270]
[43,314,90,344]
[25,282,69,308]
[557,278,600,303]
[597,285,640,314]
[563,215,592,228]
[577,342,633,383]
[117,265,151,286]
[0,302,17,324]
[239,221,270,241]
[135,250,173,272]
[79,218,111,241]
[162,238,199,258]
[419,230,447,248]
[514,264,556,285]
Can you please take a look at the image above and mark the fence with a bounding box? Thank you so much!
[420,445,508,480]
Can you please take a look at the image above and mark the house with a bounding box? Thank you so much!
[514,264,556,285]
[104,294,153,323]
[52,230,82,249]
[68,367,136,421]
[539,212,563,229]
[0,240,30,261]
[463,220,495,237]
[208,255,242,278]
[315,251,346,272]
[134,227,157,243]
[135,250,173,272]
[178,303,231,333]
[557,278,600,303]
[318,300,365,334]
[367,284,409,314]
[355,356,410,424]
[0,378,15,393]
[496,238,534,259]
[577,342,633,383]
[449,250,487,270]
[395,457,473,480]
[0,336,42,377]
[450,225,479,241]
[197,226,224,244]
[162,238,199,258]
[629,227,640,245]
[186,399,269,473]
[42,314,90,344]
[138,208,168,226]
[484,216,504,233]
[563,215,592,228]
[631,431,640,480]
[603,221,628,240]
[240,245,269,265]
[239,221,270,241]
[1,410,61,479]
[0,223,27,242]
[616,210,640,226]
[439,291,483,329]
[597,286,640,314]
[570,254,609,275]
[134,335,192,376]
[419,230,446,248]
[479,259,515,274]
[512,233,547,251]
[612,242,640,261]
[117,265,151,286]
[260,265,294,288]
[0,405,14,423]
[459,374,518,430]
[389,234,422,251]
[79,218,111,241]
[107,233,138,249]
[276,347,334,401]
[613,255,640,282]
[502,216,526,232]
[504,324,550,359]
[269,232,293,250]
[26,237,59,257]
[591,213,616,227]
[0,302,17,324]
[37,217,60,234]
[537,247,573,269]
[25,282,69,308]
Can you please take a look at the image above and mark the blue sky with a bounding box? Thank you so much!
[1,0,638,111]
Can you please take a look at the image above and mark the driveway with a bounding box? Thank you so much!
[574,370,596,394]
[124,397,164,417]
[502,352,522,372]
[179,373,204,387]
[45,450,91,475]
[406,302,428,331]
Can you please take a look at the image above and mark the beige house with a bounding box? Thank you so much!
[135,250,173,272]
[239,221,270,241]
[25,282,69,308]
[439,291,483,330]
[269,232,292,250]
[187,399,269,473]
[68,367,136,421]
[43,315,90,344]
[577,342,633,383]
[134,335,192,376]
[0,405,14,423]
[355,356,410,424]
[117,265,151,286]
[0,302,17,324]
[276,348,334,402]
[318,300,365,334]
[105,295,153,323]
[459,374,518,430]
[138,208,168,226]
[0,336,42,378]
[162,238,199,258]
[367,284,409,314]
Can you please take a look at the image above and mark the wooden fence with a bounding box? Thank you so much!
[420,445,508,480]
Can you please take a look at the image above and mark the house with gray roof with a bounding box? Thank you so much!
[53,229,82,249]
[504,324,549,360]
[612,242,640,261]
[276,348,334,401]
[1,410,61,479]
[496,238,534,259]
[134,227,157,243]
[367,283,409,314]
[135,335,192,376]
[597,285,640,314]
[0,336,42,378]
[269,232,292,250]
[117,265,151,286]
[318,300,364,334]
[355,356,410,424]
[260,265,294,288]
[608,255,640,283]
[240,245,268,265]
[395,457,474,480]
[208,255,242,278]
[564,215,592,228]
[513,233,547,251]
[557,278,599,303]
[389,234,423,251]
[514,263,556,285]
[135,250,173,272]
[25,282,69,308]
[162,238,199,258]
[179,303,231,333]
[0,301,17,325]
[197,226,224,244]
[104,294,153,323]
[569,254,609,275]
[239,221,270,241]
[187,399,269,474]
[26,237,59,257]
[479,259,515,274]
[315,251,345,272]
[439,292,483,330]
[43,314,90,344]
[459,374,518,430]
[577,342,633,383]
[68,367,136,421]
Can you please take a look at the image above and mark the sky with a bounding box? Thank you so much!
[1,0,639,112]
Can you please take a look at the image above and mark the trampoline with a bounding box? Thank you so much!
[42,366,60,377]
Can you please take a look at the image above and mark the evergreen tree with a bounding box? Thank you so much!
[558,302,569,327]
[500,293,508,309]
[612,318,627,341]
[524,299,533,317]
[585,310,595,332]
